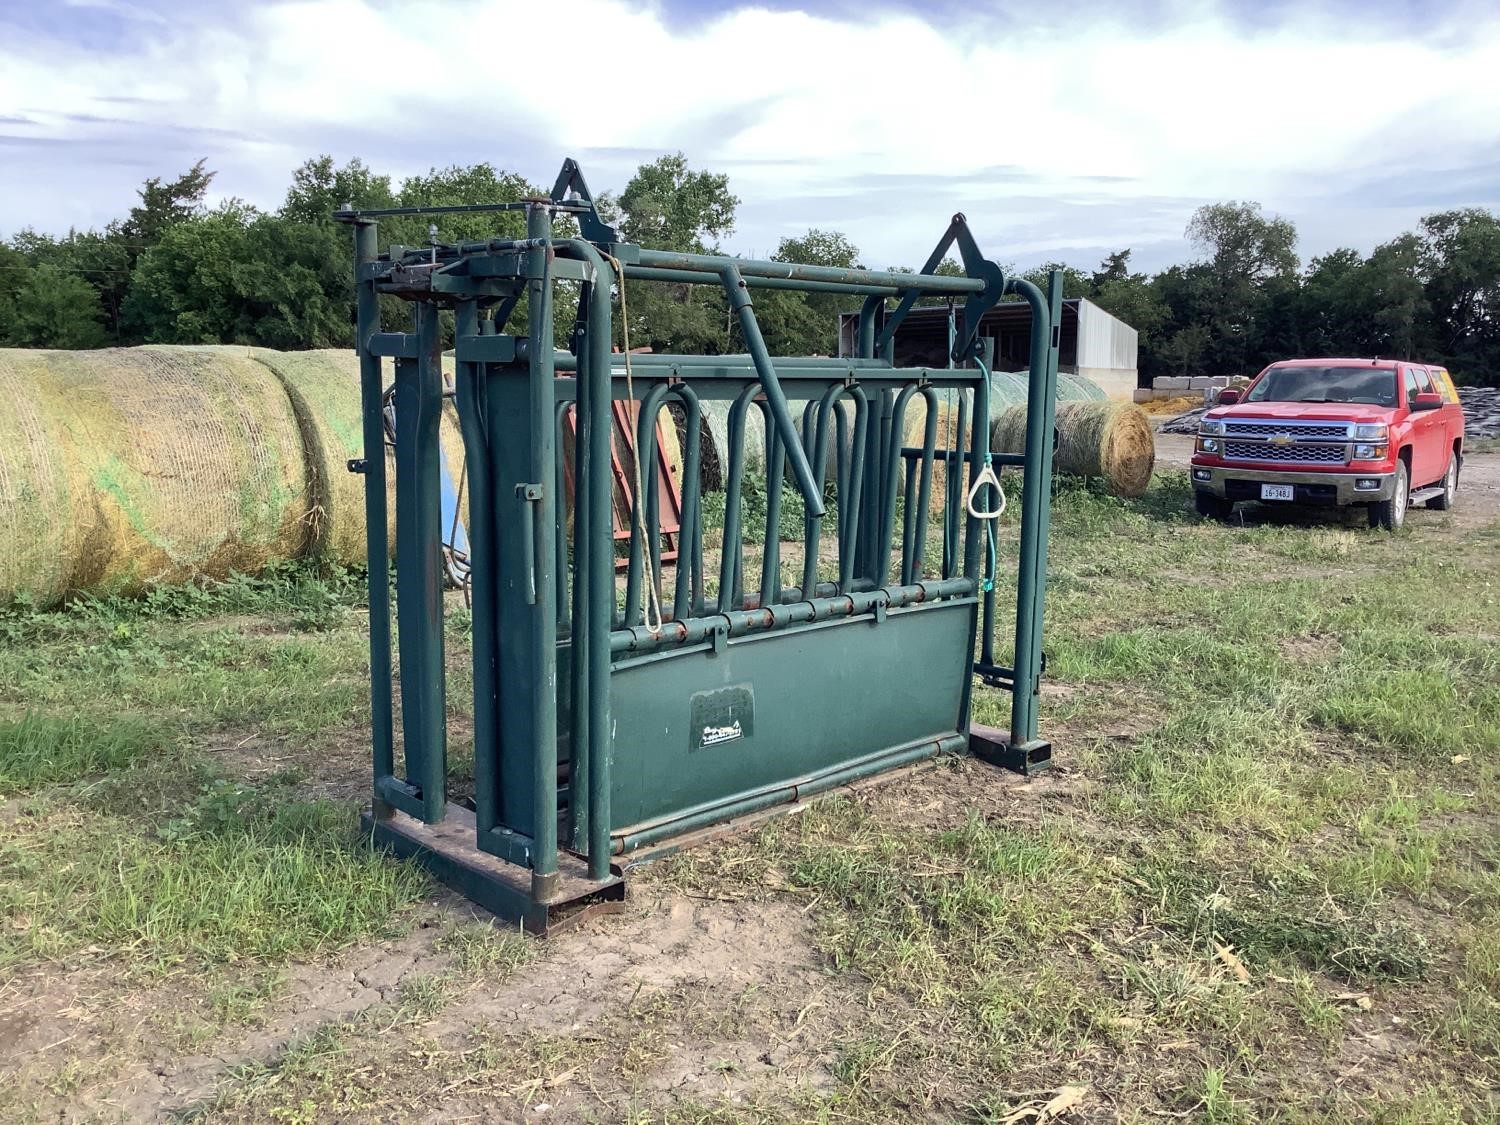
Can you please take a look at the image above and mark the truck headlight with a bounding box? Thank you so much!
[1353,443,1388,460]
[1200,419,1227,437]
[1352,423,1388,441]
[1199,437,1219,453]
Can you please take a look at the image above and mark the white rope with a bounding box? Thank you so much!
[602,253,662,635]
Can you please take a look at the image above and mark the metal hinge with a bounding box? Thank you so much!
[347,459,368,474]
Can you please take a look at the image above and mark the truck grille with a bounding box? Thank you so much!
[1223,441,1348,464]
[1224,421,1350,440]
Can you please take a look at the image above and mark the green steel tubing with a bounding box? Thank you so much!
[826,390,869,592]
[976,357,999,670]
[525,205,560,894]
[612,731,969,855]
[353,222,396,810]
[721,264,826,518]
[609,576,975,655]
[635,248,985,296]
[1006,274,1061,747]
[876,384,929,588]
[760,421,785,610]
[625,383,703,627]
[963,367,992,585]
[625,265,902,297]
[553,400,571,632]
[393,303,448,824]
[453,302,499,837]
[717,385,769,611]
[566,285,592,856]
[551,239,616,882]
[857,297,881,358]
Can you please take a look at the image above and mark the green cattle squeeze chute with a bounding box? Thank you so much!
[338,160,1062,933]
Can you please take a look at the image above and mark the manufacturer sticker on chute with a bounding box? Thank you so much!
[690,684,754,751]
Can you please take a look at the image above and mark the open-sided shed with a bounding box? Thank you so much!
[840,296,1138,400]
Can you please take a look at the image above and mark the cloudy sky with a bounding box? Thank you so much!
[2,0,1498,274]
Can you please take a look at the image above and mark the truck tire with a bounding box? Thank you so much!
[1427,453,1458,510]
[1194,491,1233,521]
[1369,461,1409,531]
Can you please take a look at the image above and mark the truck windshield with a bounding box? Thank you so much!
[1245,365,1397,406]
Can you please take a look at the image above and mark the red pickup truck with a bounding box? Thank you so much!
[1190,358,1466,530]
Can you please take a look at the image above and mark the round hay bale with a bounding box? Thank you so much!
[250,348,383,562]
[0,354,79,604]
[0,346,311,601]
[991,399,1155,497]
[251,348,467,565]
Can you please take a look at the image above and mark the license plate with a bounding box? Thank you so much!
[1260,483,1295,502]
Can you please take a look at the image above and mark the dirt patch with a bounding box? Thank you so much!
[1280,633,1340,664]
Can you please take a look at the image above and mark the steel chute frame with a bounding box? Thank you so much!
[335,160,1061,933]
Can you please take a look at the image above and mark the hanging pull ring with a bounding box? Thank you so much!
[967,461,1006,520]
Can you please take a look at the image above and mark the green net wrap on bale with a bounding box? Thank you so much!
[991,400,1156,497]
[0,347,309,602]
[249,348,383,563]
[200,347,464,566]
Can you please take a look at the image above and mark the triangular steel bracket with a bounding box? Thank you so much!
[550,157,620,246]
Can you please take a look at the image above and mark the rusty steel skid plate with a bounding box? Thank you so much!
[969,722,1052,776]
[362,803,625,936]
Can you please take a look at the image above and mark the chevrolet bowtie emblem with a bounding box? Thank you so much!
[1268,433,1296,447]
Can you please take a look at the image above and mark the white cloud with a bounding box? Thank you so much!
[2,0,1498,270]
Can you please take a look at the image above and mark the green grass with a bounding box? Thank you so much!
[0,776,427,973]
[3,475,1499,1122]
[0,710,177,791]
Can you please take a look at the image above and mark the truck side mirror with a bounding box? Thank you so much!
[1412,391,1442,411]
[1216,388,1241,405]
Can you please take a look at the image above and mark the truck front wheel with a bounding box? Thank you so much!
[1368,462,1409,531]
[1194,491,1234,521]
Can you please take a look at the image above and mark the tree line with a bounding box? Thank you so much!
[2,154,1496,385]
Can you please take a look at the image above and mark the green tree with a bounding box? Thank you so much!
[1019,261,1091,299]
[233,216,355,349]
[281,155,394,224]
[1185,200,1299,373]
[118,159,215,249]
[615,154,740,353]
[122,204,255,343]
[2,266,108,348]
[754,228,862,355]
[1419,208,1500,382]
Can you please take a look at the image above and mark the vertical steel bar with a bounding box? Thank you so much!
[525,205,559,897]
[902,387,940,585]
[978,359,998,670]
[584,254,614,880]
[394,302,447,823]
[718,386,758,610]
[453,301,498,835]
[554,400,570,632]
[353,222,395,812]
[1008,276,1057,746]
[837,390,868,593]
[759,421,784,608]
[567,287,592,855]
[800,391,836,597]
[877,385,922,587]
[963,374,990,583]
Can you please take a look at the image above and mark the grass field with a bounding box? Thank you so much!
[1,462,1496,1123]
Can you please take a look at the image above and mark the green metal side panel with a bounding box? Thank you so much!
[607,598,974,835]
